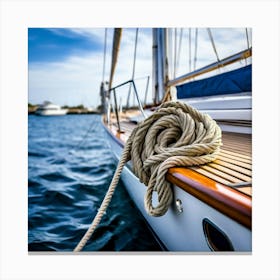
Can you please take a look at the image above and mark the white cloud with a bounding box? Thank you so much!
[28,28,251,108]
[29,28,154,108]
[170,28,251,79]
[29,53,108,107]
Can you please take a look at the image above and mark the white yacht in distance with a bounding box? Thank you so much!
[35,101,68,116]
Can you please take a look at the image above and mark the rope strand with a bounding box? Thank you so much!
[74,101,222,251]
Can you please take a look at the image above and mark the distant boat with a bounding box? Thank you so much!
[35,101,68,116]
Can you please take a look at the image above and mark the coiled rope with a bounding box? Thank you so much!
[74,101,222,251]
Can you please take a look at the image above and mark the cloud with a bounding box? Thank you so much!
[28,28,153,107]
[28,28,251,108]
[169,28,251,79]
[29,53,106,107]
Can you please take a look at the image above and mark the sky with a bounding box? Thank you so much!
[28,28,252,108]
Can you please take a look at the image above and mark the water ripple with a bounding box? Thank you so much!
[28,114,161,252]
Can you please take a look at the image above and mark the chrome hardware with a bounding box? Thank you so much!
[175,199,183,213]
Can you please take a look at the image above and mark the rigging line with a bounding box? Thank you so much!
[207,28,220,62]
[126,28,139,109]
[173,28,183,78]
[175,28,183,78]
[168,28,173,81]
[173,28,177,79]
[244,28,250,66]
[189,28,192,73]
[143,76,150,107]
[70,117,98,153]
[102,28,107,83]
[193,28,198,72]
[133,75,150,81]
[245,28,250,49]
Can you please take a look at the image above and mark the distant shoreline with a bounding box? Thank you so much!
[28,106,101,115]
[28,110,101,115]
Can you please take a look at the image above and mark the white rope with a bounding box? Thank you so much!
[74,101,222,251]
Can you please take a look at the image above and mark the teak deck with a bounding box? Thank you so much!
[104,117,252,229]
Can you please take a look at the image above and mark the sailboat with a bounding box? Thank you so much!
[99,28,252,252]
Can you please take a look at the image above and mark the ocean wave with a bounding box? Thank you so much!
[28,114,161,252]
[40,171,75,183]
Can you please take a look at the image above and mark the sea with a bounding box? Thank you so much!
[28,114,161,252]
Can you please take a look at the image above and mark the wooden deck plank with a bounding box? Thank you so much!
[222,141,251,149]
[208,162,252,181]
[222,147,251,156]
[190,166,234,185]
[218,151,252,164]
[213,159,252,176]
[110,119,252,197]
[220,149,252,160]
[193,165,245,184]
[216,155,252,170]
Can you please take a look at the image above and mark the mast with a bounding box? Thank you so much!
[162,28,169,100]
[152,29,159,105]
[100,28,122,114]
[152,28,170,105]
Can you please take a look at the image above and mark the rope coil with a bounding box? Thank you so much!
[74,101,222,251]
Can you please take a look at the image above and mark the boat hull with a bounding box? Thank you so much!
[35,109,68,116]
[105,126,252,252]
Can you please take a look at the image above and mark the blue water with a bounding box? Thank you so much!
[28,114,161,252]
